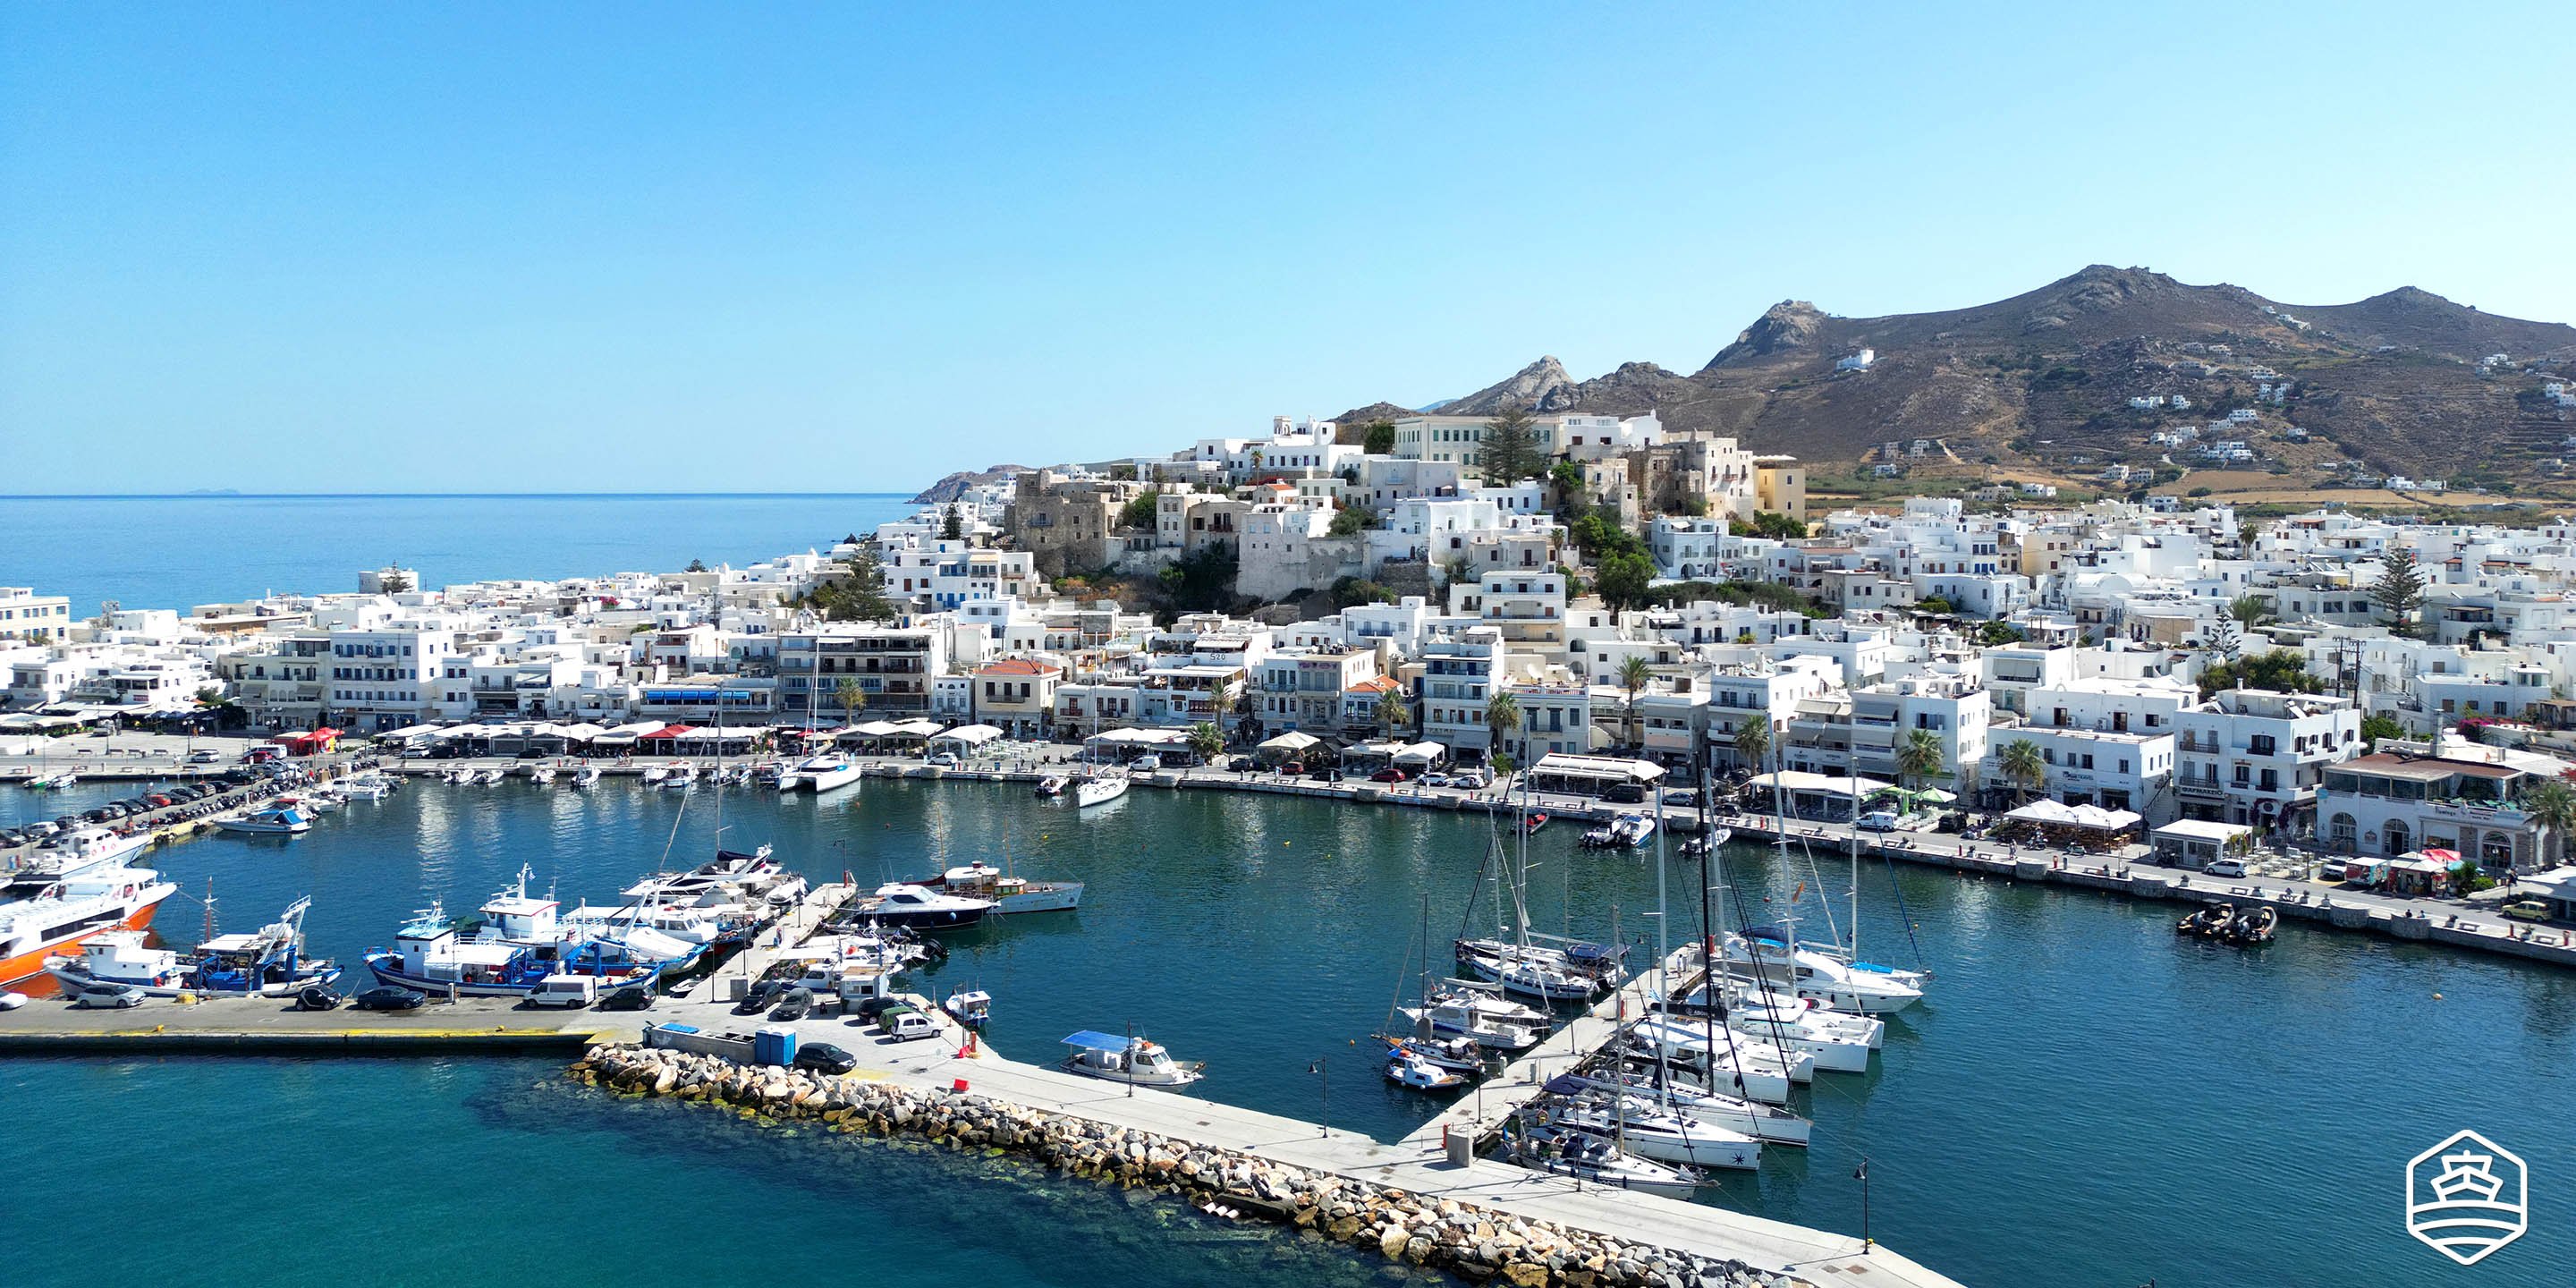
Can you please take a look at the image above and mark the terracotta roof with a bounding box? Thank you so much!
[978,658,1063,677]
[1346,676,1403,694]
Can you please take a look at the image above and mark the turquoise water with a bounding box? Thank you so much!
[10,778,2572,1285]
[0,493,913,615]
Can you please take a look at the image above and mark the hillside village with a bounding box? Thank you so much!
[7,405,2576,875]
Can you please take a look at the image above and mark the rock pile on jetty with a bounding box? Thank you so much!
[573,1044,1804,1288]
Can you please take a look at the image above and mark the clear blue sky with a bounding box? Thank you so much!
[4,3,2566,495]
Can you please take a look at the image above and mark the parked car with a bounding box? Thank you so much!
[1418,772,1453,788]
[1856,810,1901,833]
[1277,761,1305,775]
[1659,787,1702,807]
[526,975,599,1009]
[0,828,25,848]
[188,749,222,763]
[1449,769,1490,790]
[877,1005,939,1042]
[1370,767,1411,783]
[1309,765,1343,783]
[792,1041,860,1074]
[2204,858,2249,878]
[735,979,786,1015]
[851,995,904,1023]
[1600,784,1647,804]
[594,985,656,1012]
[352,986,428,1012]
[1226,756,1258,773]
[73,985,147,1010]
[769,987,816,1022]
[2504,900,2553,923]
[296,985,344,1011]
[926,752,962,769]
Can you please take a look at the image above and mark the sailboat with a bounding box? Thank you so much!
[1715,745,1926,1014]
[1454,789,1623,1001]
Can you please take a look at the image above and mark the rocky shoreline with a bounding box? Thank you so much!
[573,1044,1806,1288]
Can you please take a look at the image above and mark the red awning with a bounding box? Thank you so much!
[637,724,697,741]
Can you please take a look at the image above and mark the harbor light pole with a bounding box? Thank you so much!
[1308,1056,1328,1137]
[1855,1156,1872,1253]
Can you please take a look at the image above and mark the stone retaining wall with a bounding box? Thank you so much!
[573,1043,1804,1288]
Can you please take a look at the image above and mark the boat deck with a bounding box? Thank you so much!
[0,993,624,1054]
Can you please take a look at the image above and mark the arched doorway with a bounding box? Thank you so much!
[2328,813,2357,852]
[2384,820,2411,856]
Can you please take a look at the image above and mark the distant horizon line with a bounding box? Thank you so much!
[0,490,921,501]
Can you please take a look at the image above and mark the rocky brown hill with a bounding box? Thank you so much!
[1343,267,2576,489]
[910,464,1031,504]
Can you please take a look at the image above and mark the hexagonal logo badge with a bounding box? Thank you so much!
[2406,1130,2528,1266]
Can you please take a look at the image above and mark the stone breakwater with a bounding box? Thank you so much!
[573,1044,1807,1288]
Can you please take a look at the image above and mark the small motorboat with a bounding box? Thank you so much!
[1385,1045,1470,1091]
[217,805,312,836]
[1034,775,1067,798]
[530,767,556,785]
[1518,811,1549,835]
[2226,905,2278,945]
[1061,1030,1203,1087]
[656,767,696,792]
[943,988,993,1027]
[571,766,602,788]
[1384,1032,1494,1075]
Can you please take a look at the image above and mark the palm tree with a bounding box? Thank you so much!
[2522,777,2576,869]
[1185,721,1224,765]
[1895,728,1946,797]
[834,676,867,728]
[2227,593,2271,633]
[1996,738,2046,805]
[1617,656,1651,750]
[1374,686,1411,741]
[1485,691,1521,768]
[1733,717,1770,774]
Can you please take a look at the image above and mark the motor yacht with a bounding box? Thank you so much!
[1060,1030,1202,1087]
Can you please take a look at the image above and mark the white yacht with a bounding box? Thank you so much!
[216,805,313,835]
[1557,1068,1812,1146]
[1398,995,1543,1051]
[1071,775,1128,809]
[1622,1016,1809,1102]
[336,773,398,801]
[1060,1030,1203,1087]
[1719,993,1883,1072]
[794,752,863,793]
[1508,1124,1703,1199]
[1720,927,1925,1015]
[1535,1091,1762,1170]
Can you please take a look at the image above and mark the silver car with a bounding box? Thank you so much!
[73,985,147,1010]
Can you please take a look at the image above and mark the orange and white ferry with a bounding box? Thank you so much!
[0,860,176,993]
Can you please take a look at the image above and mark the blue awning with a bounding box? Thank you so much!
[1061,1030,1131,1051]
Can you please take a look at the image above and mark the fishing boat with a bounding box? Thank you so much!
[914,860,1083,914]
[1034,775,1066,798]
[843,883,992,931]
[1385,1045,1470,1091]
[1506,1123,1703,1199]
[463,866,706,970]
[1535,1089,1762,1170]
[216,805,312,836]
[363,902,661,997]
[45,895,340,998]
[0,864,177,991]
[794,752,863,793]
[1072,775,1128,809]
[1060,1030,1204,1087]
[943,988,993,1026]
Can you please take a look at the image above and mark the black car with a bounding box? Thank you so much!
[1308,765,1343,782]
[792,1042,859,1075]
[0,828,24,847]
[352,986,428,1012]
[850,995,903,1023]
[295,985,344,1011]
[733,979,786,1015]
[1226,756,1258,773]
[594,985,655,1012]
[1600,784,1648,804]
[768,987,815,1022]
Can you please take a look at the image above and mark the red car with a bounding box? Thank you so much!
[1370,767,1411,783]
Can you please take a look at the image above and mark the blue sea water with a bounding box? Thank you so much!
[8,778,2572,1287]
[0,493,915,616]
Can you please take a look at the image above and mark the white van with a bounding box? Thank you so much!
[527,975,599,1008]
[2204,858,2249,878]
[1855,810,1901,833]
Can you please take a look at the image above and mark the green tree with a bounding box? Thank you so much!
[1185,721,1224,764]
[380,570,415,593]
[1479,407,1543,483]
[1976,621,2026,647]
[1549,461,1591,521]
[1617,656,1651,750]
[834,676,867,727]
[193,685,224,708]
[1485,691,1521,764]
[1361,419,1398,455]
[1917,596,1957,616]
[2521,777,2576,868]
[2196,648,2321,698]
[683,559,708,573]
[1375,686,1412,741]
[1732,717,1770,773]
[1156,541,1238,613]
[1895,728,1947,794]
[942,504,965,540]
[1729,511,1808,540]
[1118,489,1162,531]
[1327,504,1376,538]
[1596,551,1655,613]
[802,545,896,622]
[2360,713,2405,746]
[1996,738,2046,805]
[2372,547,2425,638]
